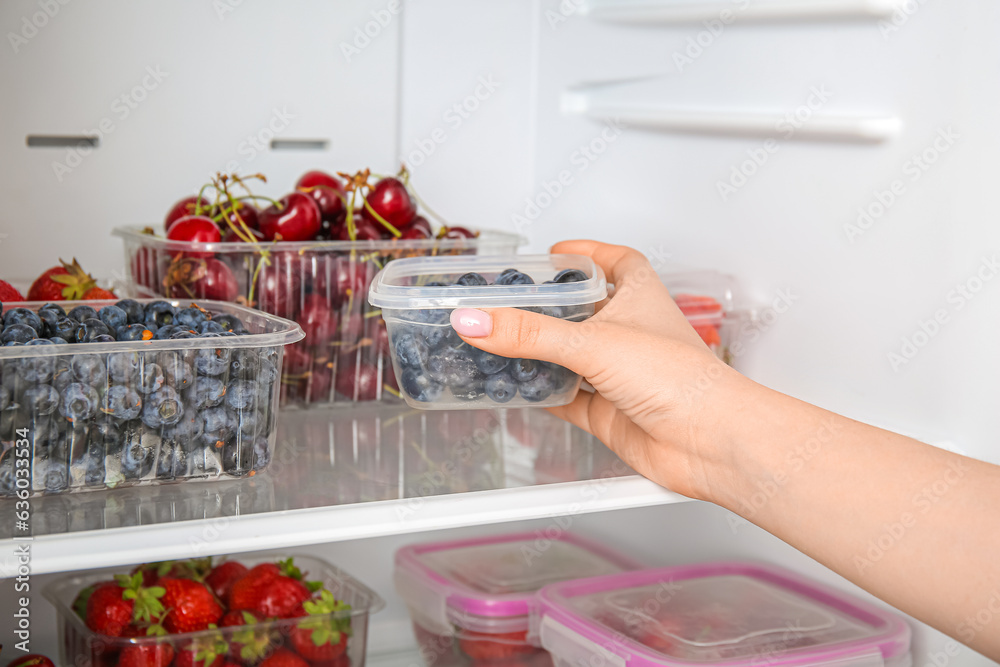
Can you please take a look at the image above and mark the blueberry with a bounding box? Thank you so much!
[193,335,232,376]
[427,345,483,389]
[17,344,56,382]
[452,377,486,401]
[119,425,156,480]
[162,413,205,447]
[49,337,69,345]
[497,268,518,279]
[4,308,43,332]
[39,302,66,317]
[2,324,37,344]
[553,268,588,283]
[142,387,184,428]
[494,270,534,286]
[60,383,99,422]
[541,306,571,319]
[153,325,180,340]
[510,358,539,383]
[252,437,271,472]
[546,363,578,393]
[67,305,99,322]
[485,372,517,403]
[394,333,429,369]
[257,357,279,384]
[0,452,14,497]
[0,386,9,411]
[519,367,555,402]
[200,407,236,447]
[159,356,194,391]
[144,301,177,327]
[76,318,112,343]
[101,385,142,421]
[175,307,208,328]
[98,305,127,333]
[52,317,78,341]
[70,354,105,385]
[137,361,165,395]
[115,299,145,324]
[23,385,60,415]
[222,439,255,477]
[91,334,116,343]
[169,330,198,340]
[198,320,225,335]
[156,439,188,479]
[400,369,444,403]
[212,314,246,334]
[117,323,155,341]
[237,409,264,438]
[225,380,256,412]
[422,325,458,350]
[474,349,509,375]
[455,272,488,286]
[190,376,226,409]
[107,351,141,383]
[50,361,74,392]
[37,308,61,337]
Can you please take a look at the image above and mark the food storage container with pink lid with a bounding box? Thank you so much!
[531,561,912,667]
[394,531,644,667]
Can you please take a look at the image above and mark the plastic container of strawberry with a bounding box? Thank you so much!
[530,561,912,667]
[113,226,523,409]
[44,554,385,667]
[0,299,303,496]
[394,531,644,667]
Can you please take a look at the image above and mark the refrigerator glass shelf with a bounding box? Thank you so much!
[0,405,688,576]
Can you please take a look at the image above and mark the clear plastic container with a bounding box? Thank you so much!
[0,299,303,495]
[368,254,608,410]
[113,226,523,409]
[658,269,750,364]
[532,561,912,667]
[45,554,384,667]
[395,531,643,667]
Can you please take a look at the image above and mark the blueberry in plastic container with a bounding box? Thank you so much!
[485,371,517,403]
[400,369,444,403]
[144,300,177,327]
[494,270,534,286]
[67,305,98,322]
[70,354,105,385]
[99,305,127,333]
[455,272,488,286]
[2,324,37,344]
[518,366,556,402]
[510,358,539,383]
[5,307,43,332]
[23,384,59,416]
[156,439,189,479]
[225,380,257,411]
[194,335,232,375]
[101,385,142,421]
[427,344,483,389]
[116,323,153,341]
[141,386,184,428]
[394,333,429,369]
[175,306,208,329]
[115,298,145,324]
[190,376,226,409]
[474,349,509,375]
[60,383,99,422]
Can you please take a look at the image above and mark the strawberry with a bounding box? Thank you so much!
[205,560,249,601]
[174,629,229,667]
[83,286,117,299]
[5,655,56,667]
[133,558,214,587]
[458,630,537,660]
[160,578,224,633]
[227,562,279,609]
[85,574,165,637]
[259,648,309,667]
[27,258,99,301]
[229,559,316,618]
[220,610,271,663]
[288,589,352,662]
[118,643,175,667]
[0,279,25,303]
[72,582,101,621]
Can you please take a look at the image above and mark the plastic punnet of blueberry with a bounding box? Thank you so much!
[0,299,291,496]
[373,259,603,409]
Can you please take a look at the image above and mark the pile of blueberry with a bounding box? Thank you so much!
[392,268,589,405]
[0,299,280,496]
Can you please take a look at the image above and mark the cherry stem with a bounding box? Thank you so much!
[194,183,214,216]
[361,198,401,238]
[235,194,283,210]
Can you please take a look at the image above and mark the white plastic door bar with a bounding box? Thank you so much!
[579,0,909,23]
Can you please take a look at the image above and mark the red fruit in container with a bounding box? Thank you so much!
[307,360,334,403]
[220,610,271,663]
[335,361,380,401]
[28,258,99,301]
[365,177,416,229]
[371,316,390,356]
[338,313,364,342]
[205,560,249,602]
[259,192,322,241]
[288,589,352,662]
[399,224,431,240]
[6,655,56,667]
[174,642,226,667]
[83,286,116,299]
[442,226,476,240]
[131,247,159,290]
[331,258,373,309]
[283,343,313,377]
[259,649,309,667]
[230,560,312,618]
[167,215,222,257]
[296,170,346,224]
[337,217,381,241]
[300,294,339,346]
[256,255,303,320]
[160,578,223,633]
[0,280,25,303]
[222,226,264,243]
[167,257,239,302]
[458,630,537,660]
[165,195,211,228]
[118,644,175,667]
[214,200,260,232]
[409,215,432,238]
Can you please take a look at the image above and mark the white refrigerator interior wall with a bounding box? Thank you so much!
[0,0,998,663]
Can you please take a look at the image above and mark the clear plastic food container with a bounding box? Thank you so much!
[532,561,912,667]
[395,531,644,667]
[0,299,303,495]
[658,269,752,365]
[45,555,384,667]
[113,226,522,409]
[368,254,608,410]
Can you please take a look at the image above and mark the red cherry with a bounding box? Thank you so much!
[337,217,381,241]
[258,192,322,242]
[339,312,363,341]
[335,362,380,401]
[331,258,373,308]
[400,226,431,240]
[370,316,390,356]
[365,177,416,229]
[256,254,302,319]
[283,343,312,376]
[214,200,259,232]
[296,171,346,224]
[307,360,334,403]
[167,215,222,258]
[299,294,339,346]
[168,257,238,301]
[165,195,210,228]
[410,215,432,237]
[442,226,476,240]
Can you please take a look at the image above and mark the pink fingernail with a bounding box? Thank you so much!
[451,308,492,337]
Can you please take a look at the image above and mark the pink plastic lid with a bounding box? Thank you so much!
[534,562,911,666]
[395,532,643,633]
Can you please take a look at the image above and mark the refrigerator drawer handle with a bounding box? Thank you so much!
[580,0,908,24]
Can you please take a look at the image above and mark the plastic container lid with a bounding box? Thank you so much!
[533,562,911,667]
[368,254,607,310]
[395,531,643,635]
